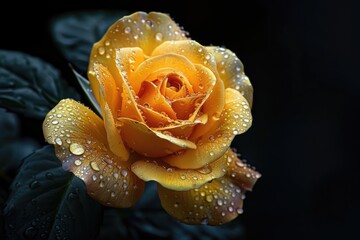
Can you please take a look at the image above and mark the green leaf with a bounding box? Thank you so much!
[51,10,128,73]
[3,145,103,239]
[0,50,79,118]
[70,66,102,117]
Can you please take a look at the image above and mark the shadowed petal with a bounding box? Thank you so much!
[131,150,229,191]
[207,46,253,107]
[118,118,197,158]
[43,99,144,207]
[158,149,260,225]
[164,88,252,169]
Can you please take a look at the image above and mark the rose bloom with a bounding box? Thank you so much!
[43,11,260,225]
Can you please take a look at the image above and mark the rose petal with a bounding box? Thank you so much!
[131,53,197,94]
[137,80,177,119]
[152,40,229,140]
[103,103,129,161]
[88,11,187,106]
[131,150,229,191]
[43,99,144,207]
[158,149,260,225]
[226,149,261,191]
[152,114,208,139]
[137,105,176,128]
[164,88,252,169]
[118,118,197,157]
[207,46,253,107]
[157,177,244,226]
[92,63,120,115]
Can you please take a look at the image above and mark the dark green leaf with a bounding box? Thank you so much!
[0,50,79,118]
[71,66,102,117]
[51,10,128,73]
[3,145,103,240]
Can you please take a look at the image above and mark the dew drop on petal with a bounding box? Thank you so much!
[98,47,105,55]
[124,26,131,34]
[121,169,128,177]
[74,160,82,166]
[90,161,100,171]
[155,33,163,41]
[69,143,85,155]
[55,138,62,145]
[51,120,59,125]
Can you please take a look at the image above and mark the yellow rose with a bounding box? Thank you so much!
[43,11,260,225]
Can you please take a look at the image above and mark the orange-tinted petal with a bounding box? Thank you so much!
[92,63,120,115]
[158,177,244,225]
[207,46,253,107]
[158,149,260,225]
[172,94,206,120]
[152,114,208,139]
[137,81,176,119]
[137,105,176,128]
[118,118,196,158]
[131,150,229,191]
[103,103,129,161]
[163,88,252,169]
[226,149,261,191]
[131,53,197,94]
[43,99,144,207]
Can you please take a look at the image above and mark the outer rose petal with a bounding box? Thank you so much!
[131,150,229,191]
[43,99,144,207]
[163,88,252,169]
[158,149,260,225]
[118,118,197,157]
[207,46,253,107]
[88,12,188,104]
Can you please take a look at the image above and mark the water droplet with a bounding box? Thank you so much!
[98,46,105,55]
[68,192,78,200]
[209,151,215,156]
[201,218,209,225]
[205,195,213,202]
[51,120,59,125]
[124,26,131,34]
[121,169,128,177]
[155,32,163,41]
[208,135,215,141]
[198,165,212,174]
[174,203,179,208]
[113,172,119,179]
[45,172,54,179]
[90,161,100,171]
[105,40,110,46]
[24,226,38,239]
[236,208,244,214]
[217,199,223,206]
[92,175,97,181]
[111,192,116,198]
[55,137,62,145]
[233,129,239,135]
[74,160,82,166]
[29,180,40,189]
[228,206,234,212]
[221,211,226,217]
[212,112,221,121]
[180,175,186,180]
[70,143,85,155]
[99,181,106,187]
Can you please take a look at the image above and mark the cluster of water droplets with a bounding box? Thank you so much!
[211,47,252,96]
[43,99,141,207]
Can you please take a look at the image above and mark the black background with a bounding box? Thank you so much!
[1,0,359,239]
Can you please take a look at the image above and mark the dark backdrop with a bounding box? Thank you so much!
[1,0,359,239]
